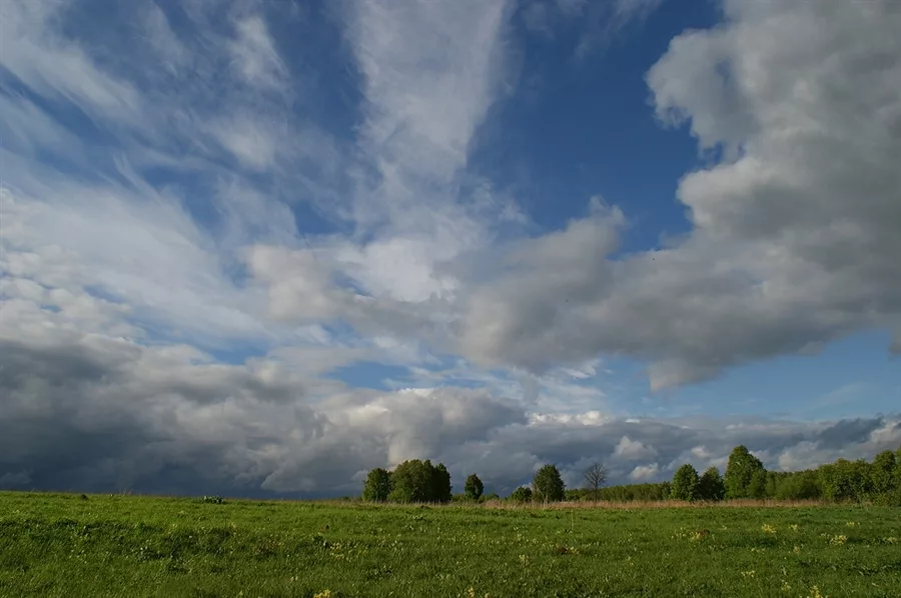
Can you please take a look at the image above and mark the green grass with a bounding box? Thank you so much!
[1,492,899,597]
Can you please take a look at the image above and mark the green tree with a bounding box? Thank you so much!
[509,486,533,502]
[871,450,897,494]
[724,445,766,498]
[432,463,452,502]
[670,464,700,501]
[532,464,566,502]
[748,470,768,499]
[464,474,484,500]
[818,458,873,502]
[362,468,392,502]
[387,459,452,503]
[697,466,725,501]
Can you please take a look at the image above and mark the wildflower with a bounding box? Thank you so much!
[781,580,792,591]
[789,524,799,532]
[793,545,801,555]
[828,535,847,546]
[761,523,777,535]
[806,585,827,598]
[740,570,756,579]
[884,537,898,544]
[846,521,858,527]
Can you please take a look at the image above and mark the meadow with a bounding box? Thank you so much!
[1,492,899,598]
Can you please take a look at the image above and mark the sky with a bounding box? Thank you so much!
[1,0,900,498]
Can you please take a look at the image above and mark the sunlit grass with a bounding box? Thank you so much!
[1,491,899,597]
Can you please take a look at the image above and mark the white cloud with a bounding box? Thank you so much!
[3,0,900,499]
[628,463,659,482]
[457,0,901,390]
[614,436,658,460]
[229,16,287,89]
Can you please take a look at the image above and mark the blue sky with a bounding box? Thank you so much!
[1,0,900,497]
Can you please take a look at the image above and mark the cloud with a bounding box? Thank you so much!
[628,463,659,482]
[614,436,658,460]
[458,0,901,389]
[2,0,900,500]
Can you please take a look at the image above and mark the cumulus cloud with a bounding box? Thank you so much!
[458,0,901,389]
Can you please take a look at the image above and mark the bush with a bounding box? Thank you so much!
[509,486,533,503]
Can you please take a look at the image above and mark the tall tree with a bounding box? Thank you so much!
[433,462,453,502]
[724,445,765,498]
[582,462,607,501]
[670,464,700,501]
[532,464,566,502]
[697,466,726,501]
[464,474,484,500]
[362,468,392,502]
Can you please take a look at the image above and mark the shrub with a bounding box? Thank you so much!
[509,486,533,503]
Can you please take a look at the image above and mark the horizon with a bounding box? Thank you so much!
[1,0,900,500]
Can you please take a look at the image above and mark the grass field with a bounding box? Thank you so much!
[1,492,899,597]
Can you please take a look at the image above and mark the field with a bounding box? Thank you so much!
[1,492,899,597]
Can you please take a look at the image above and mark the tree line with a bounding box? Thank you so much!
[362,445,901,505]
[565,445,901,505]
[362,460,571,504]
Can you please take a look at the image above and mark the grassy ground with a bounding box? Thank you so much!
[1,492,899,597]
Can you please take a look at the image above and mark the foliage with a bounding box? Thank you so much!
[362,460,453,503]
[670,464,700,501]
[464,474,484,500]
[531,464,566,502]
[2,492,901,597]
[818,459,874,503]
[697,467,726,501]
[432,463,453,502]
[724,445,766,498]
[508,486,533,502]
[362,468,392,502]
[582,462,607,501]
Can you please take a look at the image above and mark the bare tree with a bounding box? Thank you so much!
[583,462,607,501]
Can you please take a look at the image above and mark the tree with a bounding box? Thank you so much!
[871,450,897,494]
[748,470,768,499]
[532,464,566,502]
[697,466,726,501]
[433,462,453,502]
[724,445,766,498]
[464,474,484,500]
[670,464,700,501]
[362,468,392,502]
[582,462,607,501]
[387,459,452,503]
[509,486,533,502]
